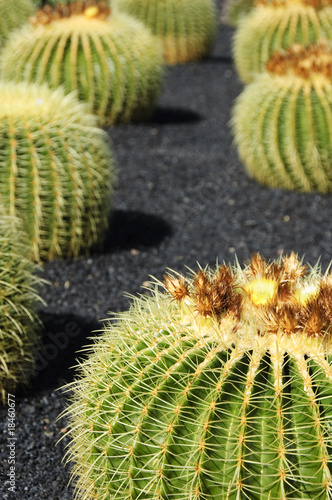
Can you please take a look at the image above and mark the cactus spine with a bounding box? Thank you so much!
[63,253,332,499]
[233,0,332,83]
[0,0,35,49]
[0,216,44,403]
[232,41,332,192]
[1,1,164,125]
[0,81,115,261]
[112,0,217,65]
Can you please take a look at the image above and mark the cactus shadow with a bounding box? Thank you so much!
[148,106,203,125]
[102,209,172,253]
[24,312,101,394]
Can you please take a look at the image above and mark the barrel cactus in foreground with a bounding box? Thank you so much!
[0,0,35,49]
[63,252,332,499]
[232,41,332,192]
[112,0,217,65]
[233,0,332,83]
[0,81,115,261]
[0,216,44,403]
[1,1,164,125]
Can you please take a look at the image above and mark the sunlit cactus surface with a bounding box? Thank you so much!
[232,41,332,192]
[233,0,332,82]
[112,0,217,64]
[63,252,332,499]
[1,1,164,125]
[0,216,44,403]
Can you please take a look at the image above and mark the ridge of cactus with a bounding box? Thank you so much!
[0,81,115,261]
[233,0,332,83]
[0,215,45,403]
[1,1,164,125]
[112,0,217,65]
[221,0,266,26]
[231,41,332,192]
[62,253,332,499]
[0,0,35,49]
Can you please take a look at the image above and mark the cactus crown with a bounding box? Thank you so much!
[63,254,332,499]
[266,40,332,78]
[30,0,110,26]
[165,253,332,343]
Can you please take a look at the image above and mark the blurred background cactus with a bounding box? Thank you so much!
[1,1,165,125]
[232,41,332,192]
[221,0,256,26]
[233,0,332,83]
[63,252,332,499]
[112,0,218,64]
[0,0,35,49]
[0,81,115,261]
[0,216,44,403]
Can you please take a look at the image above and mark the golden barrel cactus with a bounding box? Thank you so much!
[233,0,332,83]
[62,253,332,499]
[112,0,217,65]
[1,1,165,125]
[232,41,332,192]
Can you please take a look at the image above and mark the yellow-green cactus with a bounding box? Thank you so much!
[233,0,332,83]
[0,81,115,261]
[112,0,217,65]
[1,1,164,125]
[221,0,258,26]
[62,252,332,499]
[0,215,44,403]
[232,41,332,192]
[0,0,35,49]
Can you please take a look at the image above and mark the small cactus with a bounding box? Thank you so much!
[0,215,44,403]
[0,81,115,261]
[112,0,218,65]
[1,1,164,125]
[232,41,332,192]
[63,252,332,499]
[0,0,35,49]
[221,0,257,26]
[233,0,332,83]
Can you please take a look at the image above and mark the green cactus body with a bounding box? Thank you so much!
[221,0,261,26]
[1,2,164,125]
[231,42,332,192]
[0,0,35,49]
[0,81,115,261]
[63,253,332,499]
[233,0,332,83]
[0,215,44,402]
[112,0,217,65]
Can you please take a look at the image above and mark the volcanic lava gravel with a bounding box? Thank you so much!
[1,3,332,499]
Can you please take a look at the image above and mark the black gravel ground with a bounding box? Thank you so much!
[2,2,332,499]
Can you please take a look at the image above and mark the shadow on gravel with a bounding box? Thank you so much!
[25,312,101,393]
[103,209,172,253]
[148,106,203,125]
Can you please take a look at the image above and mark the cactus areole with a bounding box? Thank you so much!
[64,253,332,499]
[233,0,332,83]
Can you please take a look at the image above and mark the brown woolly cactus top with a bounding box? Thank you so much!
[30,1,110,26]
[164,253,332,340]
[265,41,332,79]
[254,0,332,8]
